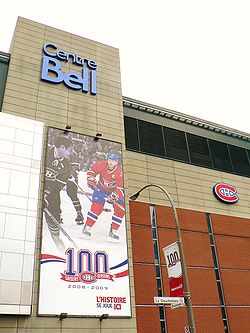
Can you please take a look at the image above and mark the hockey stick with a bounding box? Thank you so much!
[73,179,125,212]
[72,180,112,213]
[113,200,125,211]
[105,197,125,211]
[44,208,80,250]
[71,180,93,203]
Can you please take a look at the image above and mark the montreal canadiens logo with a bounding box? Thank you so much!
[80,272,96,283]
[213,182,239,204]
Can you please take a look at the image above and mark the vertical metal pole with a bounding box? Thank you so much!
[130,184,196,333]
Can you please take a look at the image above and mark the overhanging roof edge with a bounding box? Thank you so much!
[122,96,250,141]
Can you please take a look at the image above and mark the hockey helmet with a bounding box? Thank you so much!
[54,135,73,148]
[107,152,119,161]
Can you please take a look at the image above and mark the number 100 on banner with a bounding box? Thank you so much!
[163,242,184,297]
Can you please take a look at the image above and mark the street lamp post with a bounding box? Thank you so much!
[130,184,196,333]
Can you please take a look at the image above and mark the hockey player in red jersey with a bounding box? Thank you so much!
[82,152,125,240]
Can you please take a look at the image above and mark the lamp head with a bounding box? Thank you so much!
[94,133,102,141]
[129,192,140,201]
[99,313,109,321]
[59,312,68,320]
[64,125,71,134]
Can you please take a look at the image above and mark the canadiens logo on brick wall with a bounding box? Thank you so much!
[213,182,239,204]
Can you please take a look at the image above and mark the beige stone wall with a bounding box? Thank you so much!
[1,17,136,333]
[3,17,124,142]
[126,150,250,219]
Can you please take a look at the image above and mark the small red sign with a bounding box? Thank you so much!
[169,276,184,297]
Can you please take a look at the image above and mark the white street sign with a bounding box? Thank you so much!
[171,302,184,309]
[154,296,185,305]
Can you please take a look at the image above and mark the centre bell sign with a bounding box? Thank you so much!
[41,42,97,95]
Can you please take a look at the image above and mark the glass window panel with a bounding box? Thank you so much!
[221,307,227,319]
[159,306,165,320]
[212,249,219,268]
[187,133,212,167]
[138,120,165,156]
[223,320,229,333]
[152,227,157,240]
[156,278,162,293]
[124,117,139,151]
[160,321,166,333]
[229,145,250,176]
[155,265,161,278]
[163,127,189,162]
[215,269,220,280]
[209,140,233,172]
[153,241,159,262]
[150,206,157,227]
[0,57,9,110]
[217,281,224,302]
[247,150,250,162]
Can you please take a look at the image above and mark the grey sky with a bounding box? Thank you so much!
[1,0,249,133]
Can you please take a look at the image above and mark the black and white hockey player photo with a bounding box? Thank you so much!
[43,134,74,253]
[64,148,84,225]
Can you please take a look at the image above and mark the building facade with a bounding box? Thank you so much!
[0,17,250,333]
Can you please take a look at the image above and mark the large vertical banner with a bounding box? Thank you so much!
[38,128,131,317]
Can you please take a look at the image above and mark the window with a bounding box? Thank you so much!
[163,127,189,162]
[209,140,233,172]
[206,213,230,333]
[229,145,250,176]
[187,133,212,167]
[0,54,9,111]
[124,117,139,151]
[150,206,167,333]
[138,120,165,156]
[124,117,250,177]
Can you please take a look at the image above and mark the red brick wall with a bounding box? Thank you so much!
[129,200,151,226]
[211,213,250,237]
[177,208,208,232]
[165,307,187,333]
[227,308,250,333]
[214,234,250,269]
[165,307,224,333]
[192,307,225,333]
[136,306,161,333]
[131,225,155,263]
[156,206,208,232]
[155,205,175,228]
[210,213,250,332]
[129,201,250,333]
[220,270,250,305]
[133,263,157,304]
